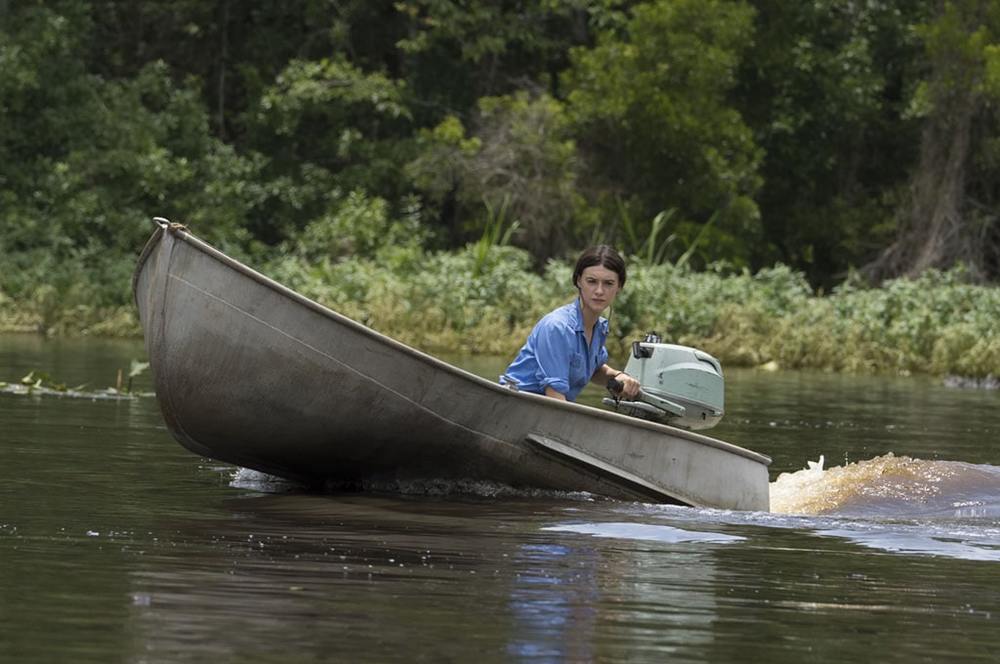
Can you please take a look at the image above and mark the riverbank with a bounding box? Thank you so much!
[2,246,999,378]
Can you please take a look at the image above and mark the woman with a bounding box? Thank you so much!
[501,245,641,402]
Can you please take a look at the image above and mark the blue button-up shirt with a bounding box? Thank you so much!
[501,299,609,401]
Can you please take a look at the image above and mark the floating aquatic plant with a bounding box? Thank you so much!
[1,361,153,400]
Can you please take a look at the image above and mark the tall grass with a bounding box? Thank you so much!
[262,244,1000,376]
[472,196,520,277]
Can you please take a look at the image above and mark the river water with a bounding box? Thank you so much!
[1,334,998,662]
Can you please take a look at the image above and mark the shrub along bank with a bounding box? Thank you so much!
[2,244,998,378]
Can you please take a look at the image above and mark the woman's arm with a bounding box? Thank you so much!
[544,386,568,401]
[591,364,641,398]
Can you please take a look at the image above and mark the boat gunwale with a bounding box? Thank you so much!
[132,218,771,467]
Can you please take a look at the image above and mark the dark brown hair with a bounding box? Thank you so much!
[572,245,626,289]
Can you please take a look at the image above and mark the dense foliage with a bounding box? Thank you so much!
[3,0,1000,376]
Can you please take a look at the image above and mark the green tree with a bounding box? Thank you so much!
[868,0,1000,282]
[565,0,763,267]
[243,55,414,243]
[737,0,929,286]
[395,0,617,113]
[408,93,584,259]
[0,2,261,310]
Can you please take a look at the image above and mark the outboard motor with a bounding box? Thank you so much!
[603,332,724,430]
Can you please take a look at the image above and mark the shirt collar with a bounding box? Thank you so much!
[572,298,608,335]
[571,298,585,332]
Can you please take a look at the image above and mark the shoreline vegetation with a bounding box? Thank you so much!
[3,3,1000,383]
[2,241,998,380]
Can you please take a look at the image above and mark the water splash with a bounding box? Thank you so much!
[229,468,599,501]
[360,477,597,502]
[770,453,1000,518]
[230,467,303,492]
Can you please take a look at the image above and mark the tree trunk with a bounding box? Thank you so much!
[864,2,996,283]
[867,98,984,282]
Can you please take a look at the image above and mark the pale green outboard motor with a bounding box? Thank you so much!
[603,332,724,430]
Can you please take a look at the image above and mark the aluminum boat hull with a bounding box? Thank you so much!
[133,220,771,510]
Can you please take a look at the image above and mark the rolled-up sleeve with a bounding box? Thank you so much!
[532,321,574,396]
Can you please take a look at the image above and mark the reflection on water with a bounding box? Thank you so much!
[4,336,1000,663]
[120,494,733,662]
[815,525,1000,562]
[544,522,744,544]
[506,542,600,661]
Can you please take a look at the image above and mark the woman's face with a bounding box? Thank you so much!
[577,265,621,316]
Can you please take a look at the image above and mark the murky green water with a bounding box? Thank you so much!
[2,335,999,662]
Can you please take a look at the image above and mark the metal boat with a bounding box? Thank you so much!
[133,218,771,510]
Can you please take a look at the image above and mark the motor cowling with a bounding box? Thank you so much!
[603,332,724,430]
